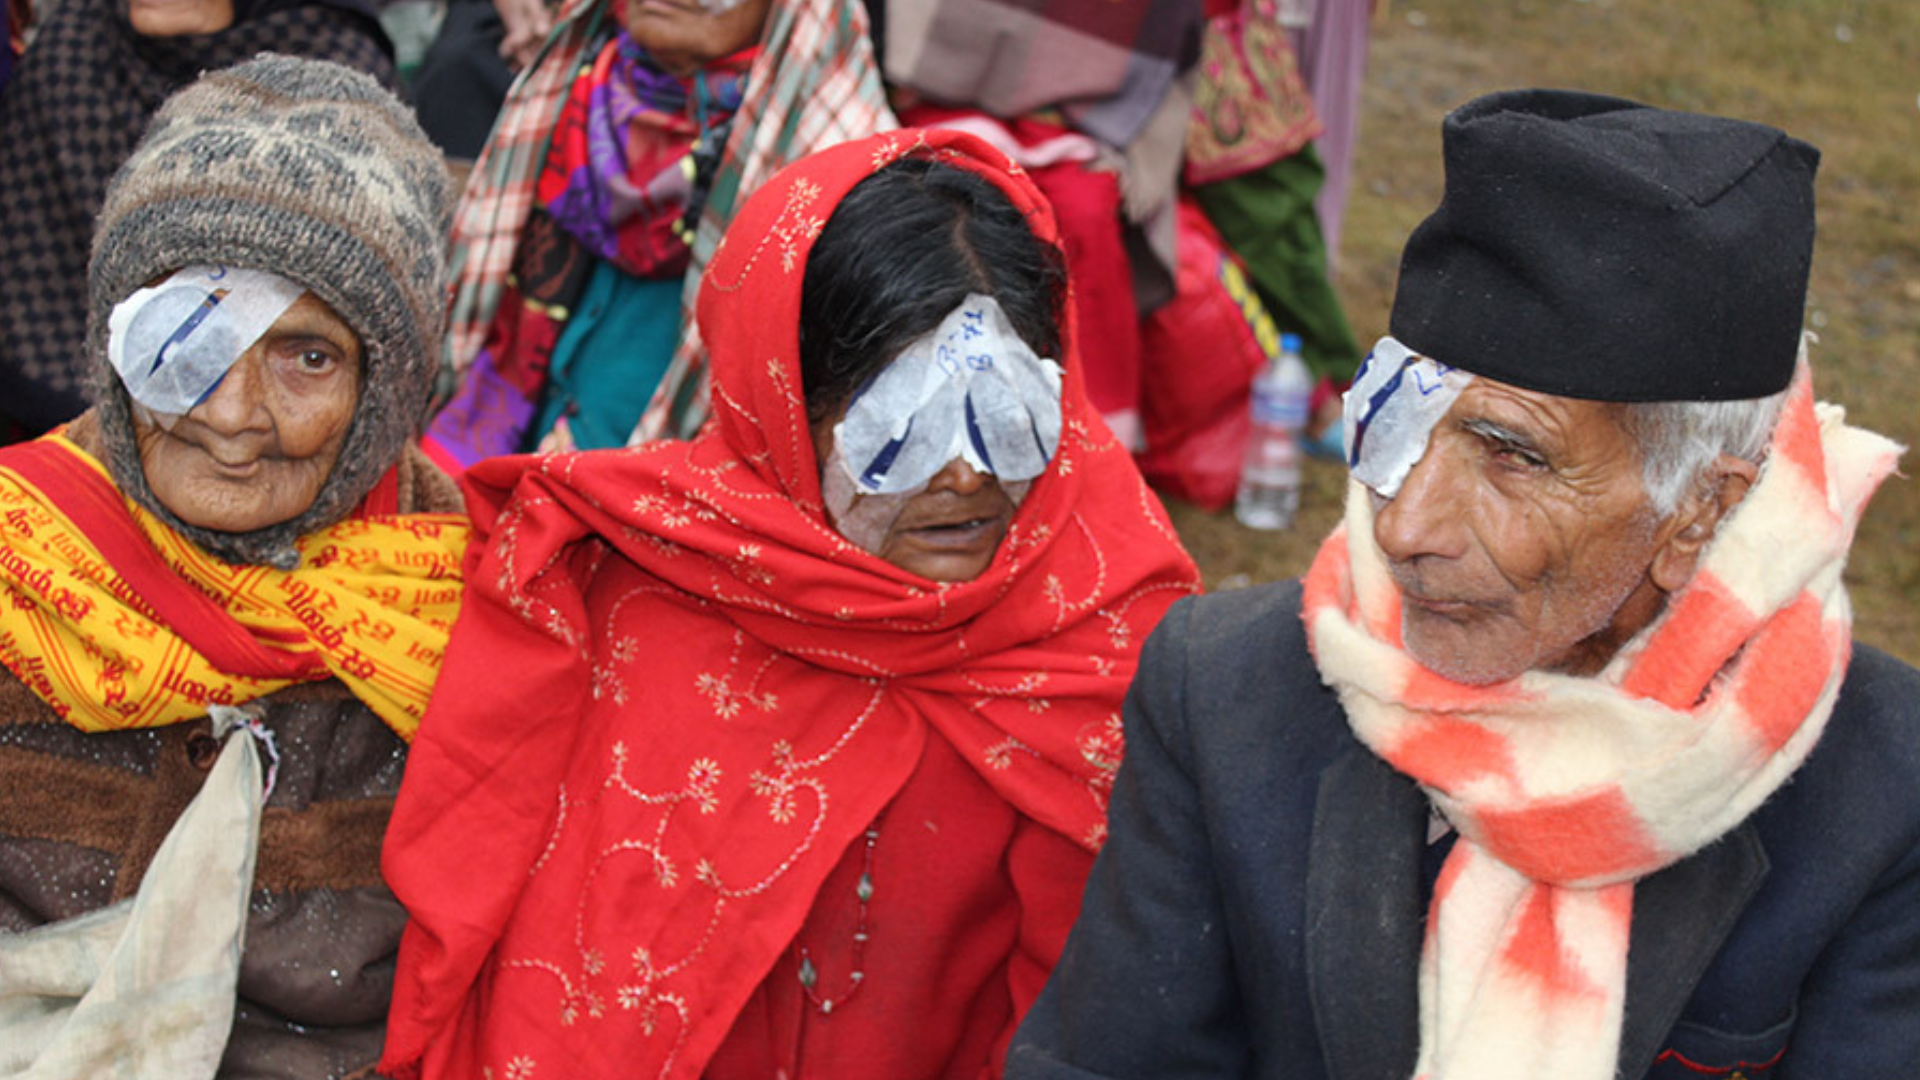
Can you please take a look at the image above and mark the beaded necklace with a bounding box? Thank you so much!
[794,819,880,1015]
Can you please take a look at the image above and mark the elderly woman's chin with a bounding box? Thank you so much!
[136,426,347,532]
[125,0,235,36]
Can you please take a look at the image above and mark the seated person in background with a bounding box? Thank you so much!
[379,129,1203,1080]
[0,57,465,1078]
[0,0,400,440]
[1008,90,1919,1080]
[422,0,895,473]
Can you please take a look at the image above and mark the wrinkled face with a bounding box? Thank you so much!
[623,0,773,76]
[126,0,235,36]
[136,289,362,534]
[809,412,1023,583]
[1369,377,1676,685]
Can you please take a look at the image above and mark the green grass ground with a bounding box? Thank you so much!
[1166,0,1920,666]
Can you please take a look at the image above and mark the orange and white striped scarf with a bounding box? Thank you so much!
[1301,358,1901,1080]
[0,432,468,741]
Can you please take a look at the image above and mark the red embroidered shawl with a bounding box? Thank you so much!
[380,129,1201,1080]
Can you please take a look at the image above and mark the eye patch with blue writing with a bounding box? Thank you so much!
[832,293,1063,497]
[107,266,305,419]
[1342,336,1475,498]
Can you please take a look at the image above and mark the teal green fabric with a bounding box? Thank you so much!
[1191,144,1361,383]
[530,264,682,450]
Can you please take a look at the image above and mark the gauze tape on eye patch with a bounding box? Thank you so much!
[1342,336,1474,498]
[107,265,305,418]
[820,440,912,555]
[834,293,1063,496]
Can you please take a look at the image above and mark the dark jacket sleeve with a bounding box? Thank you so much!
[1007,595,1251,1079]
[1770,644,1920,1074]
[1786,839,1920,1073]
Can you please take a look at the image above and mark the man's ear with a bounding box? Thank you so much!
[1650,454,1759,593]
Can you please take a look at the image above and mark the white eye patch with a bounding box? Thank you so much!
[832,293,1063,497]
[108,265,305,420]
[1342,336,1475,498]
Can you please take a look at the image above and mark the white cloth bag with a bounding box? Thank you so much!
[0,712,265,1079]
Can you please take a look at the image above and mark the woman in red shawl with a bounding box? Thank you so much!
[379,128,1202,1080]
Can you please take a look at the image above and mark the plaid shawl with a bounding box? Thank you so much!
[432,0,894,449]
[432,0,608,402]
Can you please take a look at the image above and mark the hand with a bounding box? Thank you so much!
[494,0,553,70]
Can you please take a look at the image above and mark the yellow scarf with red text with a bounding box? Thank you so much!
[0,432,467,741]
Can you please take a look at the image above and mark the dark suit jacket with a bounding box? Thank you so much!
[1008,582,1920,1079]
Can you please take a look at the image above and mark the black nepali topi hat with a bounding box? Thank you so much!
[1388,88,1820,402]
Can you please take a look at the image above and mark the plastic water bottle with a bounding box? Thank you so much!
[1235,332,1312,530]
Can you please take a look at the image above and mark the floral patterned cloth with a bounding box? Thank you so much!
[1186,0,1323,185]
[380,129,1201,1080]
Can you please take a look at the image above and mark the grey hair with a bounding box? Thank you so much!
[1623,388,1790,517]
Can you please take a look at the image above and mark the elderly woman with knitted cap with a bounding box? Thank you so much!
[0,56,462,1078]
[379,129,1202,1080]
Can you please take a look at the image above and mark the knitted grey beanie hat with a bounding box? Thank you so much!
[88,53,452,567]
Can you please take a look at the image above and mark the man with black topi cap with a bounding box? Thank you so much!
[1006,89,1919,1080]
